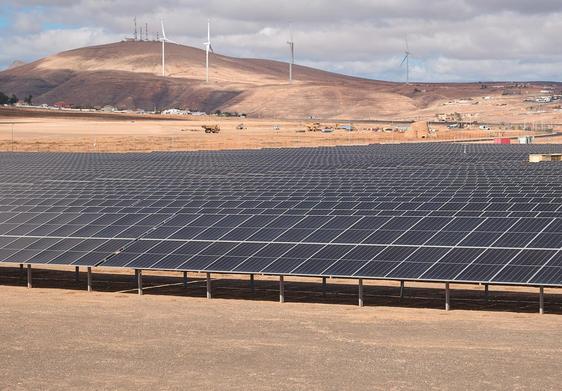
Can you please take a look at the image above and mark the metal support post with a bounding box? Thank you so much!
[358,279,364,307]
[206,273,212,299]
[539,286,544,315]
[87,267,92,292]
[445,282,450,311]
[27,264,32,289]
[279,276,285,303]
[137,269,143,295]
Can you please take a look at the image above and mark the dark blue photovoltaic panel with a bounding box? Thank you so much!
[0,144,561,286]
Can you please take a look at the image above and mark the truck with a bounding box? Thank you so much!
[202,124,220,133]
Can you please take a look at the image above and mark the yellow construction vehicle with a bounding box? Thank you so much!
[305,122,322,132]
[202,124,221,134]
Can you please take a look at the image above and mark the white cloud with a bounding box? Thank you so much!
[1,0,562,81]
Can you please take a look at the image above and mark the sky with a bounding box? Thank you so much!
[0,0,561,82]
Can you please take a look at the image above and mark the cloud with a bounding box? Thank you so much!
[1,0,561,81]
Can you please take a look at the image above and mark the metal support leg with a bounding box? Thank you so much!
[539,286,544,315]
[75,266,80,282]
[445,282,450,311]
[250,274,255,292]
[358,279,364,307]
[206,273,212,299]
[183,271,188,289]
[19,264,24,280]
[279,276,285,303]
[27,264,32,289]
[484,284,489,301]
[322,277,327,297]
[137,269,143,295]
[87,267,92,292]
[400,280,405,300]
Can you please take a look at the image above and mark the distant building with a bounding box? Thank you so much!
[535,96,552,103]
[161,108,191,115]
[53,101,72,109]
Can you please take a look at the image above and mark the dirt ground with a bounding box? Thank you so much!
[0,266,561,391]
[0,109,550,152]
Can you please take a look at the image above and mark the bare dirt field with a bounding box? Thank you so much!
[0,109,553,152]
[0,266,561,390]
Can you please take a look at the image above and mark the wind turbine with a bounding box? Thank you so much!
[287,26,295,83]
[203,19,214,83]
[400,36,411,84]
[160,19,178,77]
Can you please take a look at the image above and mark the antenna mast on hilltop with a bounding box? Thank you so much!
[134,17,137,41]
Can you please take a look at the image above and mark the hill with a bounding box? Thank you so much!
[0,41,555,119]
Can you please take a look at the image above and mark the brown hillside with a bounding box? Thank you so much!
[0,41,555,119]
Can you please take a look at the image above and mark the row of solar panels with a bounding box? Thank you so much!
[0,235,559,285]
[0,213,560,248]
[0,145,561,287]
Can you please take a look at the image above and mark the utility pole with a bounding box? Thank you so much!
[134,17,137,41]
[11,122,14,152]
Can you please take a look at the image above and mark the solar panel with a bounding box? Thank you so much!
[0,144,561,287]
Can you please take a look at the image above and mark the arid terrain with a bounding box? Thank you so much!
[0,265,561,391]
[1,41,562,121]
[0,107,558,152]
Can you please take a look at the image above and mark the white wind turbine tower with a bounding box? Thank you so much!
[203,19,214,83]
[160,19,178,77]
[400,36,411,84]
[287,26,295,83]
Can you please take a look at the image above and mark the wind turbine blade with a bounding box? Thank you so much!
[400,54,408,66]
[209,44,214,54]
[161,19,167,40]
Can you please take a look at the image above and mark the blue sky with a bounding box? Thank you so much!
[1,1,561,82]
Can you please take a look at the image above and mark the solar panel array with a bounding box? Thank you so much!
[0,144,561,286]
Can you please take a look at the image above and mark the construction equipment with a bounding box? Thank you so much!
[236,123,247,130]
[335,123,356,132]
[305,122,322,132]
[202,124,220,133]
